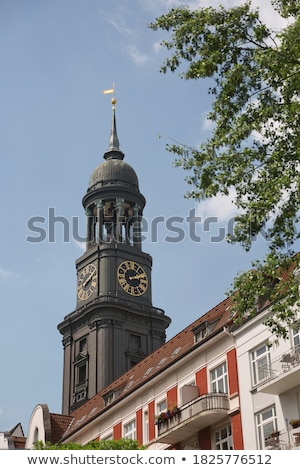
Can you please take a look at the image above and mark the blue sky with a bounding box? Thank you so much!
[0,0,287,433]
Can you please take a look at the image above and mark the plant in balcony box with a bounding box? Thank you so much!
[294,433,300,445]
[290,419,300,429]
[167,403,180,416]
[154,415,162,425]
[155,412,167,424]
[265,429,279,440]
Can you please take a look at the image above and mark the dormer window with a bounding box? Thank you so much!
[103,392,115,407]
[103,386,124,407]
[193,322,208,343]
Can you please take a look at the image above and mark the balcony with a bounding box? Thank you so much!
[264,426,300,450]
[155,393,230,444]
[257,346,300,395]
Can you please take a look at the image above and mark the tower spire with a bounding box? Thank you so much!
[103,86,124,161]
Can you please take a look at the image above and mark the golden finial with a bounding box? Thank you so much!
[103,84,116,107]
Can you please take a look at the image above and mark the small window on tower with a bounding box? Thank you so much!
[79,338,87,352]
[78,363,87,385]
[129,333,142,349]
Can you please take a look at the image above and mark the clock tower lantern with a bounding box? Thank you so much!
[58,97,171,414]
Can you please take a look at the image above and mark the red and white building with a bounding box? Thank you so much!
[25,289,300,450]
[26,295,241,450]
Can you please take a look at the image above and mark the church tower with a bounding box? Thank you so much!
[58,96,171,414]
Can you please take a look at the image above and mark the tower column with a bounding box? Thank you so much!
[133,205,142,249]
[61,334,72,415]
[116,198,123,243]
[96,200,104,244]
[125,208,132,245]
[85,208,94,249]
[88,320,98,398]
[97,320,112,391]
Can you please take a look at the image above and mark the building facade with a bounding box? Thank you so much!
[234,305,300,450]
[26,295,300,450]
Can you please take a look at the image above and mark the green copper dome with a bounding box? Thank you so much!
[88,158,139,191]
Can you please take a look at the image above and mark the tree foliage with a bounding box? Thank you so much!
[34,438,145,450]
[149,1,300,336]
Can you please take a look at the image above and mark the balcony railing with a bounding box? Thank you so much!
[264,426,300,450]
[156,393,229,443]
[256,346,300,394]
[73,380,88,405]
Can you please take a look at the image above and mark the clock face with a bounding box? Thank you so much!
[77,264,97,301]
[117,260,148,296]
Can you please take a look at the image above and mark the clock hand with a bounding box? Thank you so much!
[83,272,95,287]
[129,274,146,280]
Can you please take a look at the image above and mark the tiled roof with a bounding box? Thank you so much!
[50,413,73,444]
[62,295,233,440]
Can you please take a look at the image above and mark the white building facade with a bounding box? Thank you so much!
[234,306,300,450]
